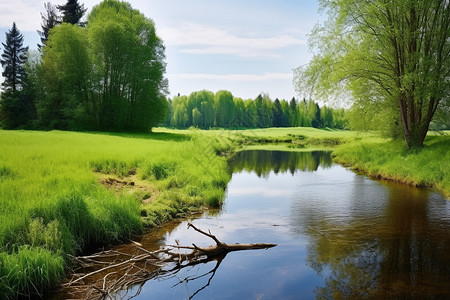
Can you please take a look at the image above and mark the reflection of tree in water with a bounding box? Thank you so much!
[291,182,450,299]
[229,150,333,177]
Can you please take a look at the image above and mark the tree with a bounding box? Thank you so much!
[39,23,91,129]
[172,96,188,128]
[289,97,298,126]
[1,23,28,92]
[88,0,168,131]
[37,2,61,50]
[272,98,283,127]
[311,102,321,128]
[214,90,235,127]
[192,107,202,127]
[57,0,87,25]
[295,0,450,148]
[280,100,291,127]
[0,23,36,128]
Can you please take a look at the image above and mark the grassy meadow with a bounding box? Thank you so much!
[0,130,230,298]
[0,127,448,298]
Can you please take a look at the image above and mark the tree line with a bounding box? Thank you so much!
[164,90,347,129]
[0,0,168,131]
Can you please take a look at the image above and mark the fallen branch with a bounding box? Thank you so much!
[62,223,276,299]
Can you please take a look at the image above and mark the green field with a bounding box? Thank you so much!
[0,127,448,298]
[0,130,230,298]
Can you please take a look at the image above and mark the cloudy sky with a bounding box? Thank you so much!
[0,0,322,100]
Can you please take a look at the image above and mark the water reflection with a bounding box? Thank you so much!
[229,150,333,177]
[291,176,450,298]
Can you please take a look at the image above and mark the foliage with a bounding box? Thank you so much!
[87,0,168,131]
[57,0,87,25]
[39,23,91,129]
[9,0,169,132]
[295,0,450,149]
[166,90,347,130]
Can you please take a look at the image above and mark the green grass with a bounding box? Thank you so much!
[158,127,448,198]
[333,135,450,197]
[0,130,230,298]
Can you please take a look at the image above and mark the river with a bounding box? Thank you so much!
[60,150,450,299]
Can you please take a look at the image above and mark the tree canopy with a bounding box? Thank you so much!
[165,90,346,130]
[295,0,450,148]
[57,0,87,25]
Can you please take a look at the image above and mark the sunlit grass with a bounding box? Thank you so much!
[333,135,450,197]
[0,129,230,298]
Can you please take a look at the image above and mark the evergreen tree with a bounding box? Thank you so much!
[289,97,298,126]
[1,23,28,92]
[311,103,321,128]
[37,2,61,50]
[0,23,36,128]
[57,0,87,25]
[272,98,283,127]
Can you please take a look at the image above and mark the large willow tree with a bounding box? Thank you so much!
[295,0,449,148]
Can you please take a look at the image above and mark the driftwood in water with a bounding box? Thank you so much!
[63,223,276,300]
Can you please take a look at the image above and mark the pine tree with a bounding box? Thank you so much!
[57,0,87,25]
[37,2,61,50]
[0,23,36,128]
[272,98,283,127]
[1,23,28,92]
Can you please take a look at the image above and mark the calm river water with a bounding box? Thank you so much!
[73,150,450,299]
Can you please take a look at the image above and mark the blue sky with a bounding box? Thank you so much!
[0,0,322,100]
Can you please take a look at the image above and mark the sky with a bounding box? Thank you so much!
[0,0,323,100]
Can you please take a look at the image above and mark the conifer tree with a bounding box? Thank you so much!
[0,23,36,128]
[57,0,87,25]
[37,2,61,50]
[1,23,28,92]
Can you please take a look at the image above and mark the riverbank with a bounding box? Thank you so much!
[218,127,449,198]
[0,130,230,298]
[225,127,449,197]
[333,135,450,198]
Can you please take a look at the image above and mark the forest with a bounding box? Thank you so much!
[164,91,347,129]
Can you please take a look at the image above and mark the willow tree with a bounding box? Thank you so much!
[295,0,449,148]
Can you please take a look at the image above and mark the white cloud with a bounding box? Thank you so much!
[0,0,42,31]
[171,72,292,82]
[159,22,305,57]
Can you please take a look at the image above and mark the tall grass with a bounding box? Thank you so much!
[0,130,230,298]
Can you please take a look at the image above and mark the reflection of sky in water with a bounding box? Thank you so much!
[129,151,450,299]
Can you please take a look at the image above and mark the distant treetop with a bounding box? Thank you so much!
[57,0,87,25]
